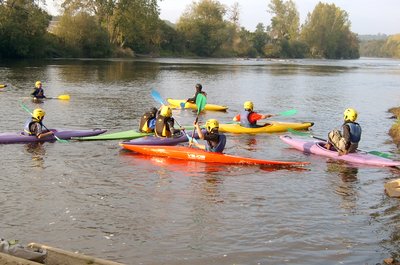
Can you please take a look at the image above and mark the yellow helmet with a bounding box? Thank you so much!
[35,81,42,88]
[244,101,253,111]
[343,108,357,122]
[160,106,172,117]
[206,119,219,132]
[32,108,46,121]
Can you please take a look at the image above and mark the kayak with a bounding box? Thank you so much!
[122,131,201,146]
[120,144,309,166]
[0,128,106,144]
[219,121,314,133]
[72,125,198,141]
[72,129,151,141]
[280,135,400,167]
[167,98,228,111]
[0,84,6,88]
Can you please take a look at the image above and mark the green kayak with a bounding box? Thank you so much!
[72,126,197,141]
[72,130,151,141]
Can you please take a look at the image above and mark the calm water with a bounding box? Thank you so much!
[0,58,400,264]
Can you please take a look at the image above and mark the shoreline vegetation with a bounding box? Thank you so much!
[389,107,400,147]
[0,0,398,60]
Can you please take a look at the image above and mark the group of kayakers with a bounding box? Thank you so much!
[25,81,362,156]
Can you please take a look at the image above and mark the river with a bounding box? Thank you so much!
[0,57,400,264]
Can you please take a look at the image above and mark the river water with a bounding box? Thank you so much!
[0,58,400,264]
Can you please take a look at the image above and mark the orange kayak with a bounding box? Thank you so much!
[120,144,309,166]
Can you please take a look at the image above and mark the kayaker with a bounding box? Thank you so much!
[155,106,181,137]
[186,83,207,103]
[24,108,54,138]
[325,108,362,155]
[233,101,274,127]
[31,81,46,99]
[138,107,158,133]
[190,119,226,153]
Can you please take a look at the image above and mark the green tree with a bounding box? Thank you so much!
[383,34,400,58]
[0,0,51,58]
[253,23,269,56]
[301,2,359,59]
[53,11,111,57]
[177,0,228,56]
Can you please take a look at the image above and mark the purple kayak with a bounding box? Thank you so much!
[122,131,201,146]
[0,128,107,144]
[280,135,400,167]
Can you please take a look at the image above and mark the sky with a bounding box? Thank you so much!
[44,0,400,35]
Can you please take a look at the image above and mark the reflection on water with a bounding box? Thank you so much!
[24,142,46,169]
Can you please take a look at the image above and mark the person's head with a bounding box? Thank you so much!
[195,83,202,92]
[35,81,42,89]
[243,101,254,111]
[206,119,219,133]
[32,108,45,122]
[160,106,172,117]
[150,107,158,116]
[343,108,357,122]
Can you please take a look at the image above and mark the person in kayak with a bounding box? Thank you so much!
[233,101,274,127]
[190,119,226,153]
[24,108,54,138]
[139,107,158,133]
[325,108,362,155]
[186,83,207,103]
[155,106,181,138]
[31,81,46,99]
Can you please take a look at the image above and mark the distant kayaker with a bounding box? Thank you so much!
[186,83,207,104]
[190,119,226,153]
[155,106,181,137]
[31,81,46,99]
[24,108,54,138]
[139,107,158,133]
[325,108,362,155]
[233,101,274,127]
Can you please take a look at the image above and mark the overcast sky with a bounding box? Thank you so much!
[45,0,399,35]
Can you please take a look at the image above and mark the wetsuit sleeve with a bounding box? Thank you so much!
[167,119,176,134]
[248,112,263,123]
[187,92,199,103]
[342,124,351,149]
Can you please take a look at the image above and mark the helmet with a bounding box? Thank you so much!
[244,101,253,111]
[35,81,42,88]
[343,108,357,122]
[206,119,219,132]
[160,106,172,117]
[32,108,45,121]
[195,83,202,91]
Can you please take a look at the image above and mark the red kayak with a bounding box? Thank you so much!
[119,144,309,166]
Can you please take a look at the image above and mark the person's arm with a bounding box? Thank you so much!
[342,124,351,152]
[167,119,177,135]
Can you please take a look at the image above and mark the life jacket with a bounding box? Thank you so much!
[23,118,39,135]
[139,111,156,133]
[205,133,226,153]
[155,115,174,137]
[345,122,361,144]
[32,88,45,98]
[239,110,257,128]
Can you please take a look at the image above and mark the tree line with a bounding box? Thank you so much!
[0,0,396,59]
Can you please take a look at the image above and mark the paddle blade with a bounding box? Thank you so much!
[151,89,165,105]
[58,94,70,100]
[278,109,297,116]
[287,128,309,136]
[368,150,392,158]
[195,94,207,114]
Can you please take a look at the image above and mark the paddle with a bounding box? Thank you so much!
[287,128,392,158]
[273,109,297,117]
[151,89,198,143]
[190,93,207,145]
[47,94,70,100]
[20,102,68,143]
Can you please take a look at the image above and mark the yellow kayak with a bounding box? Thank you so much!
[0,84,7,88]
[167,98,228,111]
[219,121,314,133]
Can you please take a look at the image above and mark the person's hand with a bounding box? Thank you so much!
[233,117,238,122]
[264,114,274,119]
